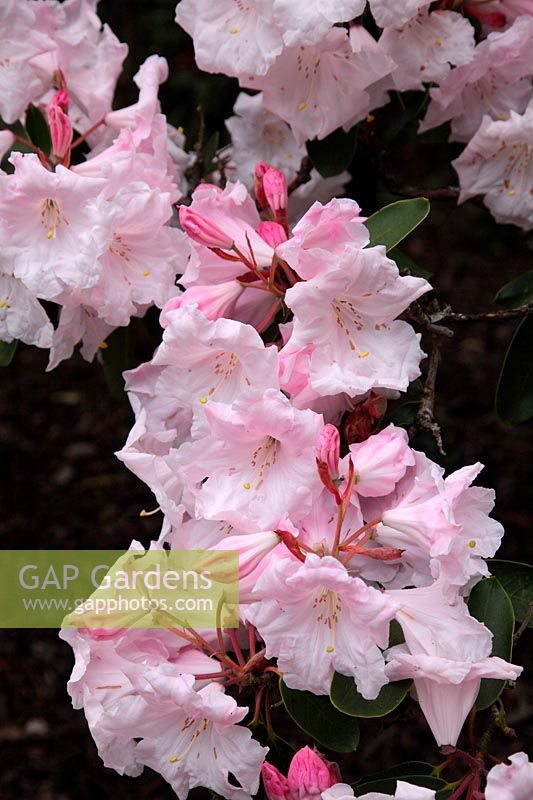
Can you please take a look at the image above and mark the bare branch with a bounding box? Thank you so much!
[411,333,445,455]
[432,304,533,324]
[287,156,313,195]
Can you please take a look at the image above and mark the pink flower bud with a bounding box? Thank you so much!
[179,206,234,250]
[263,167,288,213]
[257,221,288,248]
[51,88,70,113]
[262,762,291,800]
[287,747,339,799]
[47,104,73,160]
[316,424,340,478]
[254,161,270,211]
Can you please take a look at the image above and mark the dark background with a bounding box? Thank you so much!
[0,2,532,797]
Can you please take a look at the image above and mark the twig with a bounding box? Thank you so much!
[287,156,313,195]
[432,304,532,324]
[391,183,485,208]
[411,333,445,454]
[513,602,533,644]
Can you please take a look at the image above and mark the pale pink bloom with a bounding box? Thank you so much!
[0,153,111,300]
[0,274,53,348]
[247,554,397,697]
[277,198,368,281]
[31,0,128,133]
[47,301,114,370]
[272,0,366,46]
[204,530,281,582]
[223,93,351,216]
[104,667,268,800]
[86,185,187,327]
[368,0,432,28]
[47,103,73,159]
[281,246,429,400]
[365,453,502,588]
[0,0,55,123]
[323,780,436,799]
[175,0,283,78]
[263,746,339,800]
[176,388,322,532]
[245,28,393,145]
[453,102,533,231]
[225,92,306,186]
[485,752,533,800]
[150,304,279,431]
[348,425,415,498]
[385,582,522,745]
[105,55,168,139]
[115,408,189,526]
[379,11,476,92]
[347,25,396,118]
[420,15,533,143]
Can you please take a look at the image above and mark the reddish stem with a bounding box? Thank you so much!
[70,115,106,149]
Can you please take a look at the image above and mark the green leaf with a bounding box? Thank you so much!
[279,679,360,752]
[25,104,52,155]
[100,325,134,401]
[495,315,533,424]
[365,198,430,251]
[330,674,410,718]
[468,577,515,710]
[306,125,358,178]
[495,271,533,309]
[0,339,17,366]
[354,776,448,795]
[488,560,533,628]
[389,248,432,279]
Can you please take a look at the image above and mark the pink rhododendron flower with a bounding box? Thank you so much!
[31,0,128,133]
[485,752,533,800]
[247,553,397,697]
[175,0,283,78]
[0,274,53,349]
[0,0,55,124]
[0,153,111,300]
[281,245,429,402]
[420,15,533,142]
[368,0,432,28]
[176,388,323,531]
[272,0,366,47]
[385,581,522,745]
[453,101,533,230]
[245,28,393,145]
[360,451,504,589]
[105,54,168,138]
[379,11,476,92]
[348,424,415,498]
[323,781,436,799]
[47,301,115,371]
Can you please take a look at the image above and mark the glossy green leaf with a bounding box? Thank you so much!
[365,198,430,251]
[495,271,533,309]
[488,560,533,628]
[330,673,410,718]
[468,577,515,710]
[495,315,533,424]
[25,104,52,155]
[0,339,17,366]
[306,125,358,178]
[279,679,360,752]
[389,248,432,279]
[100,325,134,401]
